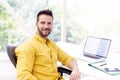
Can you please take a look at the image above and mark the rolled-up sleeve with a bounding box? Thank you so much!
[57,47,74,67]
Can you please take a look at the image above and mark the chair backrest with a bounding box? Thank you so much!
[6,44,17,67]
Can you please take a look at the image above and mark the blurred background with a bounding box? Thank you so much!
[0,0,120,53]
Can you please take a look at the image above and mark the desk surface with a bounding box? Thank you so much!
[57,42,120,80]
[77,59,120,80]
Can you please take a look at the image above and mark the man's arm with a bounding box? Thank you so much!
[68,59,80,80]
[15,44,38,80]
[56,44,80,80]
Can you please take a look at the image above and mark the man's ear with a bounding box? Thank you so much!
[35,21,38,26]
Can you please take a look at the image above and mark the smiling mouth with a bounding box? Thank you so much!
[44,29,49,32]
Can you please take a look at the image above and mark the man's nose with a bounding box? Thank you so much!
[44,24,49,28]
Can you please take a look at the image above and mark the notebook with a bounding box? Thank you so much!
[88,60,120,75]
[83,36,111,59]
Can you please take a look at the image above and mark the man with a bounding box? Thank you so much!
[15,9,80,80]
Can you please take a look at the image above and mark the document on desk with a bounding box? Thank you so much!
[88,60,120,75]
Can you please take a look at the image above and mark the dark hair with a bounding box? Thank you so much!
[37,9,53,21]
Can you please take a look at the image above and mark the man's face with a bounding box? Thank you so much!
[36,14,53,38]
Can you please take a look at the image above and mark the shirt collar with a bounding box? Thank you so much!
[34,33,49,44]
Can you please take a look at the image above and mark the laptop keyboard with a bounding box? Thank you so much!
[83,54,101,59]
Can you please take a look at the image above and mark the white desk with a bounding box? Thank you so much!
[56,42,120,80]
[77,58,120,80]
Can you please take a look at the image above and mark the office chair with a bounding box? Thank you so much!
[6,44,71,77]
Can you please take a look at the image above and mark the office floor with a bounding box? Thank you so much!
[0,58,16,80]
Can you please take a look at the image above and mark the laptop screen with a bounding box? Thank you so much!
[83,36,112,57]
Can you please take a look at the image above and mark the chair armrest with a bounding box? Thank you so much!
[58,66,72,76]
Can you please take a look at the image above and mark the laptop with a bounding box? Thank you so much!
[83,36,112,60]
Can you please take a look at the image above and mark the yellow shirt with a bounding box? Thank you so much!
[15,33,74,80]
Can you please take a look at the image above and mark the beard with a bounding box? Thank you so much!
[37,27,51,37]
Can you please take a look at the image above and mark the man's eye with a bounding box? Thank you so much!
[40,22,45,24]
[48,22,52,25]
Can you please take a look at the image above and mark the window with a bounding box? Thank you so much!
[0,0,120,54]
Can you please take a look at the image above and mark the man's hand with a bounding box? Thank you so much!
[70,69,80,80]
[68,59,81,80]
